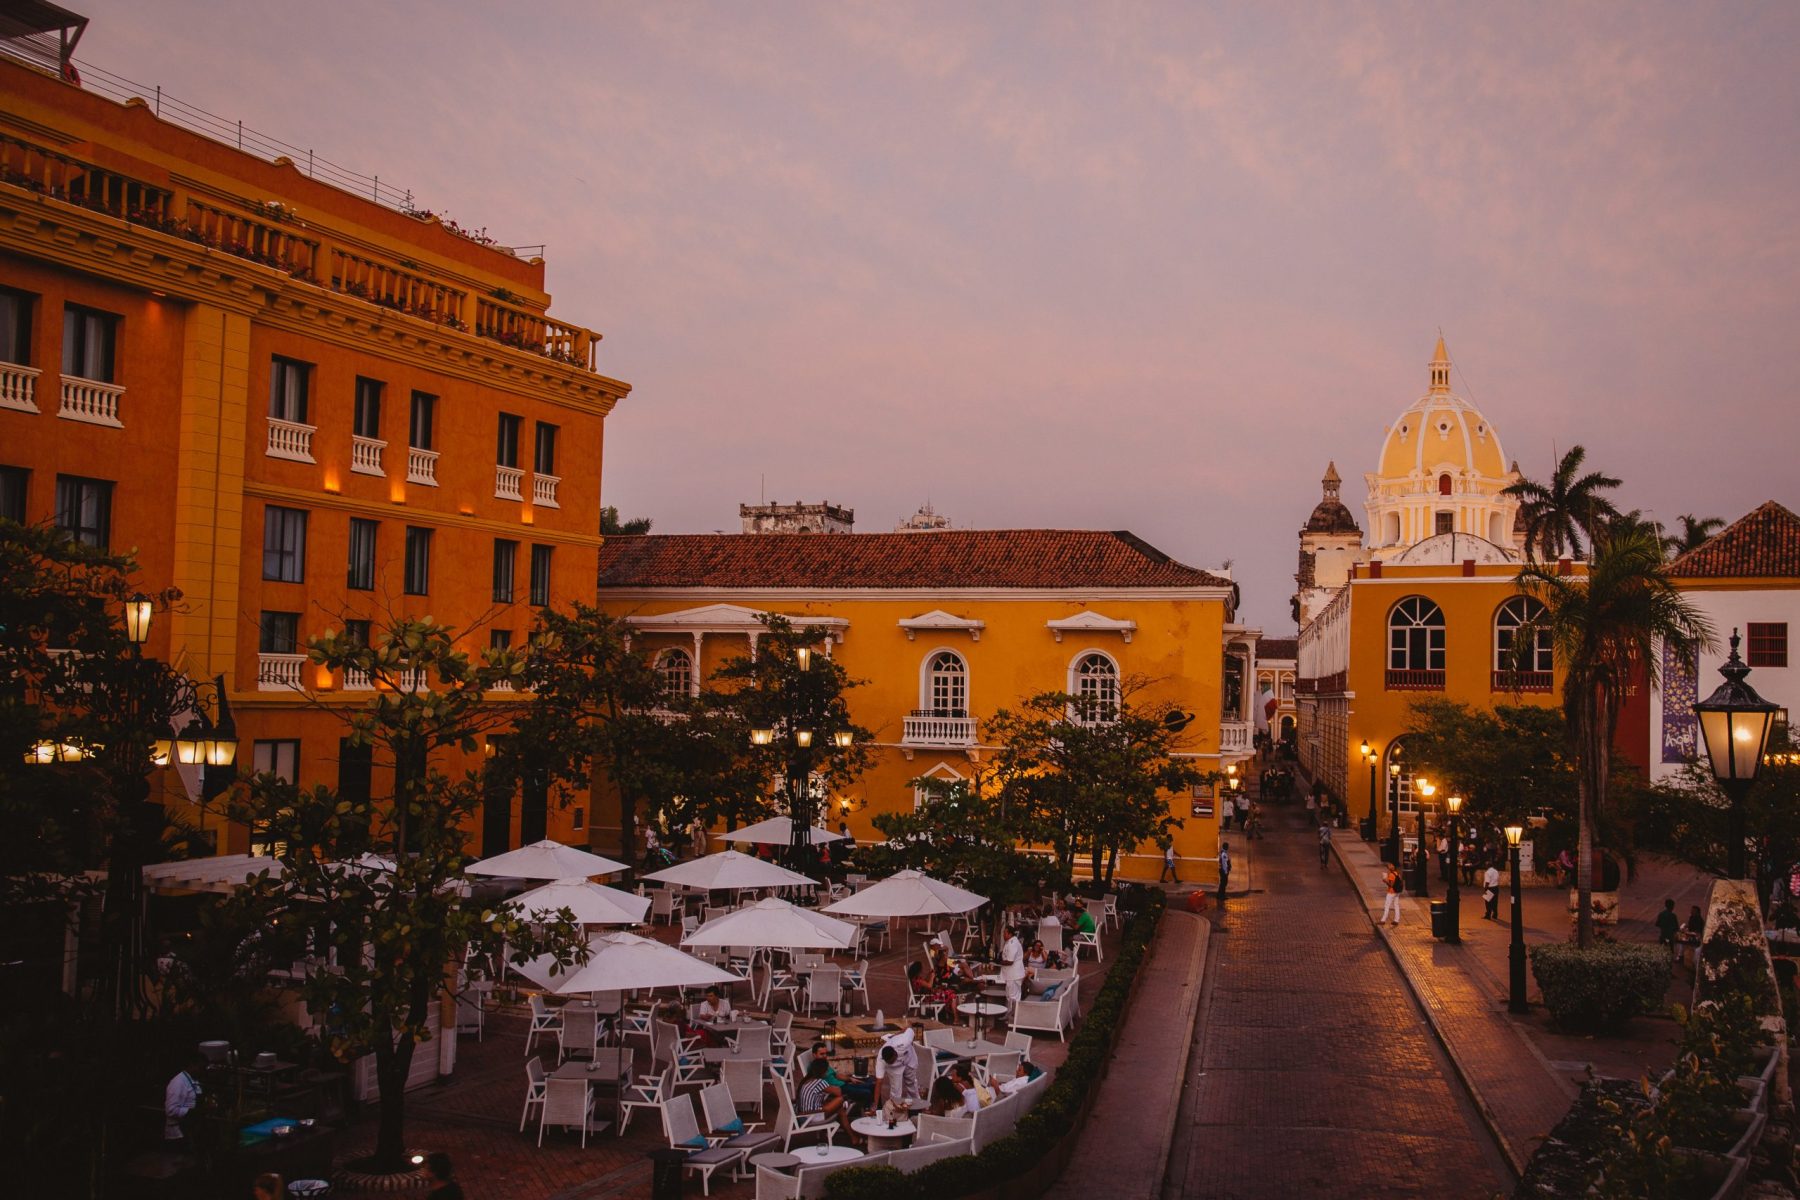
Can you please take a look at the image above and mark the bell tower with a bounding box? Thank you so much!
[1294,462,1366,626]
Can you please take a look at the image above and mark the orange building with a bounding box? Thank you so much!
[0,53,627,855]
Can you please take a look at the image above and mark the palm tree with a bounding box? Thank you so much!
[1663,513,1726,559]
[1503,446,1621,560]
[1515,528,1712,947]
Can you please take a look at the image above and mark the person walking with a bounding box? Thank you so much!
[1217,842,1232,905]
[1304,788,1317,826]
[1482,863,1501,920]
[1317,821,1332,867]
[1160,840,1178,883]
[1379,864,1403,926]
[1656,898,1681,972]
[1234,788,1250,831]
[1436,832,1451,882]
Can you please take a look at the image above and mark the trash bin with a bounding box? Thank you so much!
[1429,901,1449,939]
[649,1148,687,1200]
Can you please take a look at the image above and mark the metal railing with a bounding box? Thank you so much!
[1386,668,1446,692]
[1491,670,1553,693]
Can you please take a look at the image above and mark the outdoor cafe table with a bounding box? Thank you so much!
[851,1116,916,1152]
[962,1001,1007,1046]
[551,1049,633,1133]
[789,1143,865,1166]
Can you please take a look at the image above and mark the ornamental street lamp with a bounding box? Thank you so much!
[1386,760,1403,865]
[1443,795,1463,944]
[1505,823,1527,1013]
[749,641,854,870]
[1413,778,1434,898]
[1361,740,1379,841]
[1693,629,1781,881]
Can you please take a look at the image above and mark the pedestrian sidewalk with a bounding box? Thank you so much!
[1043,909,1210,1200]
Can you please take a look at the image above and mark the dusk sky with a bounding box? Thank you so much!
[80,2,1800,631]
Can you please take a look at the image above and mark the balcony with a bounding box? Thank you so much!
[903,711,977,748]
[1220,721,1252,753]
[0,362,40,412]
[351,435,386,476]
[1492,670,1554,694]
[407,447,439,486]
[399,668,428,692]
[257,652,307,691]
[266,417,316,462]
[343,666,374,691]
[59,376,124,427]
[1386,669,1446,692]
[495,464,523,501]
[533,473,561,508]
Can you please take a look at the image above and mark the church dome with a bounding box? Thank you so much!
[1305,463,1360,533]
[1373,336,1510,485]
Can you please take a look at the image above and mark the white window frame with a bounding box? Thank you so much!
[920,648,968,716]
[1069,650,1120,724]
[1388,597,1446,671]
[912,761,965,812]
[655,647,694,700]
[1494,596,1552,673]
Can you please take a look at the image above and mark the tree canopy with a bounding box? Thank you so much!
[1503,445,1621,560]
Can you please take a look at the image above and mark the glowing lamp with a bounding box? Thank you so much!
[123,594,154,645]
[1504,824,1524,848]
[833,730,853,748]
[1694,630,1780,788]
[795,730,814,749]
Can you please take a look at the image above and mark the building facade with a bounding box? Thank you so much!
[0,56,626,854]
[597,529,1254,881]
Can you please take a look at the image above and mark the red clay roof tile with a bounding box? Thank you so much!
[1670,501,1800,579]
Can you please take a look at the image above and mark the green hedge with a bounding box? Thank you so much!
[1529,942,1669,1033]
[823,889,1167,1200]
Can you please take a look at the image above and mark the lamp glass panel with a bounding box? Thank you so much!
[795,730,814,748]
[123,595,153,644]
[833,730,853,748]
[794,647,812,671]
[1504,824,1523,846]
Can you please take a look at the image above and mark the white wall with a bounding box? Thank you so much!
[1649,586,1799,782]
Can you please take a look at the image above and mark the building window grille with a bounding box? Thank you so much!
[1749,623,1789,669]
[1388,597,1446,671]
[657,648,693,699]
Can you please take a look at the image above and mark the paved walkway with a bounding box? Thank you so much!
[1163,802,1511,1200]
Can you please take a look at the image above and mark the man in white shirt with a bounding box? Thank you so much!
[1000,923,1026,1005]
[164,1052,205,1144]
[1483,863,1502,920]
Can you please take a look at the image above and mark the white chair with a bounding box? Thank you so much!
[538,1076,597,1147]
[843,959,870,1013]
[1101,892,1120,931]
[654,1019,709,1085]
[560,1006,601,1062]
[525,994,562,1058]
[862,918,890,952]
[700,1080,781,1158]
[1037,920,1065,958]
[652,889,677,925]
[767,967,801,1013]
[518,1057,547,1131]
[1004,1030,1035,1063]
[976,1049,1022,1086]
[805,967,842,1018]
[454,979,490,1039]
[732,1026,773,1058]
[770,1010,796,1060]
[906,972,943,1021]
[662,1092,749,1196]
[772,1072,838,1151]
[1073,928,1103,962]
[1011,981,1079,1041]
[721,1054,768,1118]
[619,1063,674,1134]
[681,913,699,940]
[756,1164,802,1200]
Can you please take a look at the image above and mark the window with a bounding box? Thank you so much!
[268,356,310,422]
[1495,596,1552,672]
[261,506,308,582]
[925,651,967,716]
[404,526,432,595]
[534,422,558,475]
[337,737,372,805]
[259,611,300,654]
[530,544,552,606]
[249,739,300,857]
[491,539,517,602]
[61,305,116,381]
[1434,511,1455,535]
[1438,473,1453,497]
[1073,653,1119,722]
[347,518,378,590]
[657,648,693,700]
[409,391,435,449]
[353,377,383,439]
[1749,623,1789,669]
[496,413,521,468]
[0,465,26,522]
[1388,597,1446,671]
[344,619,371,648]
[0,288,32,364]
[54,475,111,547]
[490,629,512,651]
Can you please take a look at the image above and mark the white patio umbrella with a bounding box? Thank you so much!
[465,839,628,881]
[682,897,856,951]
[642,849,817,891]
[717,816,846,846]
[510,930,739,994]
[505,877,650,926]
[823,869,988,918]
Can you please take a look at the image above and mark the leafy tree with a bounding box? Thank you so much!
[986,680,1203,886]
[1503,445,1621,560]
[231,617,586,1171]
[1515,528,1712,947]
[1401,698,1578,833]
[600,505,653,536]
[1663,513,1725,559]
[1634,730,1800,909]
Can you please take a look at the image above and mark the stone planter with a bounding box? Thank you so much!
[1723,1107,1767,1162]
[1671,1147,1750,1200]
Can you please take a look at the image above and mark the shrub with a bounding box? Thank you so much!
[1530,942,1668,1033]
[822,1164,911,1200]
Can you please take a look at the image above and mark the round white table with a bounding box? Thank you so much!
[793,1143,864,1164]
[851,1116,916,1152]
[963,1001,1007,1045]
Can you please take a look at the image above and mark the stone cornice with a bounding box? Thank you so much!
[243,480,604,547]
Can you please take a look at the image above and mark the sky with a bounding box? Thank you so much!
[76,2,1800,631]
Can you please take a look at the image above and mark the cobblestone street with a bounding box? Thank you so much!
[1163,803,1512,1200]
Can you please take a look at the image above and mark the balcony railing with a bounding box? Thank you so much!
[0,130,175,224]
[351,435,385,476]
[59,376,124,427]
[258,652,307,691]
[1220,721,1252,753]
[407,447,439,486]
[533,472,560,508]
[266,417,316,462]
[1492,670,1554,694]
[495,464,523,500]
[399,668,428,692]
[342,666,374,691]
[902,711,977,747]
[475,295,600,371]
[1386,668,1446,692]
[330,246,466,324]
[488,679,516,693]
[187,199,320,278]
[0,362,40,412]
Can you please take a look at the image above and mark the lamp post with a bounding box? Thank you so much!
[1505,823,1527,1013]
[1412,778,1435,898]
[1361,740,1379,841]
[1443,795,1463,944]
[750,639,855,872]
[1693,629,1781,881]
[1386,760,1402,865]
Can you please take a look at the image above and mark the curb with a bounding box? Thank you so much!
[1329,837,1531,1181]
[1151,912,1210,1196]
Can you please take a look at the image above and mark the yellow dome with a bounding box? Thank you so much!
[1374,338,1509,485]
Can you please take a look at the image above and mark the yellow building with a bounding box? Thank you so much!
[597,528,1253,881]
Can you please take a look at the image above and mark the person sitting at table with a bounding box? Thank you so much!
[1072,898,1098,938]
[910,958,961,1021]
[658,999,719,1050]
[1025,939,1049,971]
[933,944,977,991]
[926,1074,966,1117]
[810,1040,874,1107]
[697,986,734,1025]
[997,1059,1046,1097]
[797,1059,860,1144]
[947,1062,991,1112]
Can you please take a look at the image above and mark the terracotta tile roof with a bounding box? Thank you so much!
[598,530,1230,590]
[1257,637,1298,661]
[1670,501,1800,579]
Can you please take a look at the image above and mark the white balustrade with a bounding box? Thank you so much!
[407,447,439,486]
[902,713,977,746]
[0,362,40,412]
[58,375,124,427]
[399,667,428,692]
[342,666,374,691]
[257,653,307,691]
[532,472,560,508]
[488,679,516,693]
[266,417,317,462]
[351,435,386,476]
[1220,721,1252,752]
[495,464,523,500]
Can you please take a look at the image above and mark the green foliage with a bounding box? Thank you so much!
[599,505,653,536]
[822,1164,910,1200]
[1502,444,1621,561]
[1632,735,1800,906]
[1403,698,1576,830]
[1529,942,1669,1033]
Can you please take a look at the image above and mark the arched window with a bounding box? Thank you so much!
[1438,473,1453,496]
[924,651,967,716]
[1495,596,1553,673]
[1388,597,1446,672]
[655,647,692,700]
[1072,652,1119,723]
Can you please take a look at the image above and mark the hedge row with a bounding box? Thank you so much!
[823,887,1169,1200]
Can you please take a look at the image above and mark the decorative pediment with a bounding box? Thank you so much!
[625,603,848,641]
[897,609,985,641]
[1046,610,1137,643]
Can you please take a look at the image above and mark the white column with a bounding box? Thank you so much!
[690,632,704,697]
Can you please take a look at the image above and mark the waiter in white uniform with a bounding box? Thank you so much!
[1000,922,1026,1006]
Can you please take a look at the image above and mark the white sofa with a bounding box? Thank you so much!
[1011,976,1080,1040]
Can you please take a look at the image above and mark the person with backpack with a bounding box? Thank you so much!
[1380,863,1404,926]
